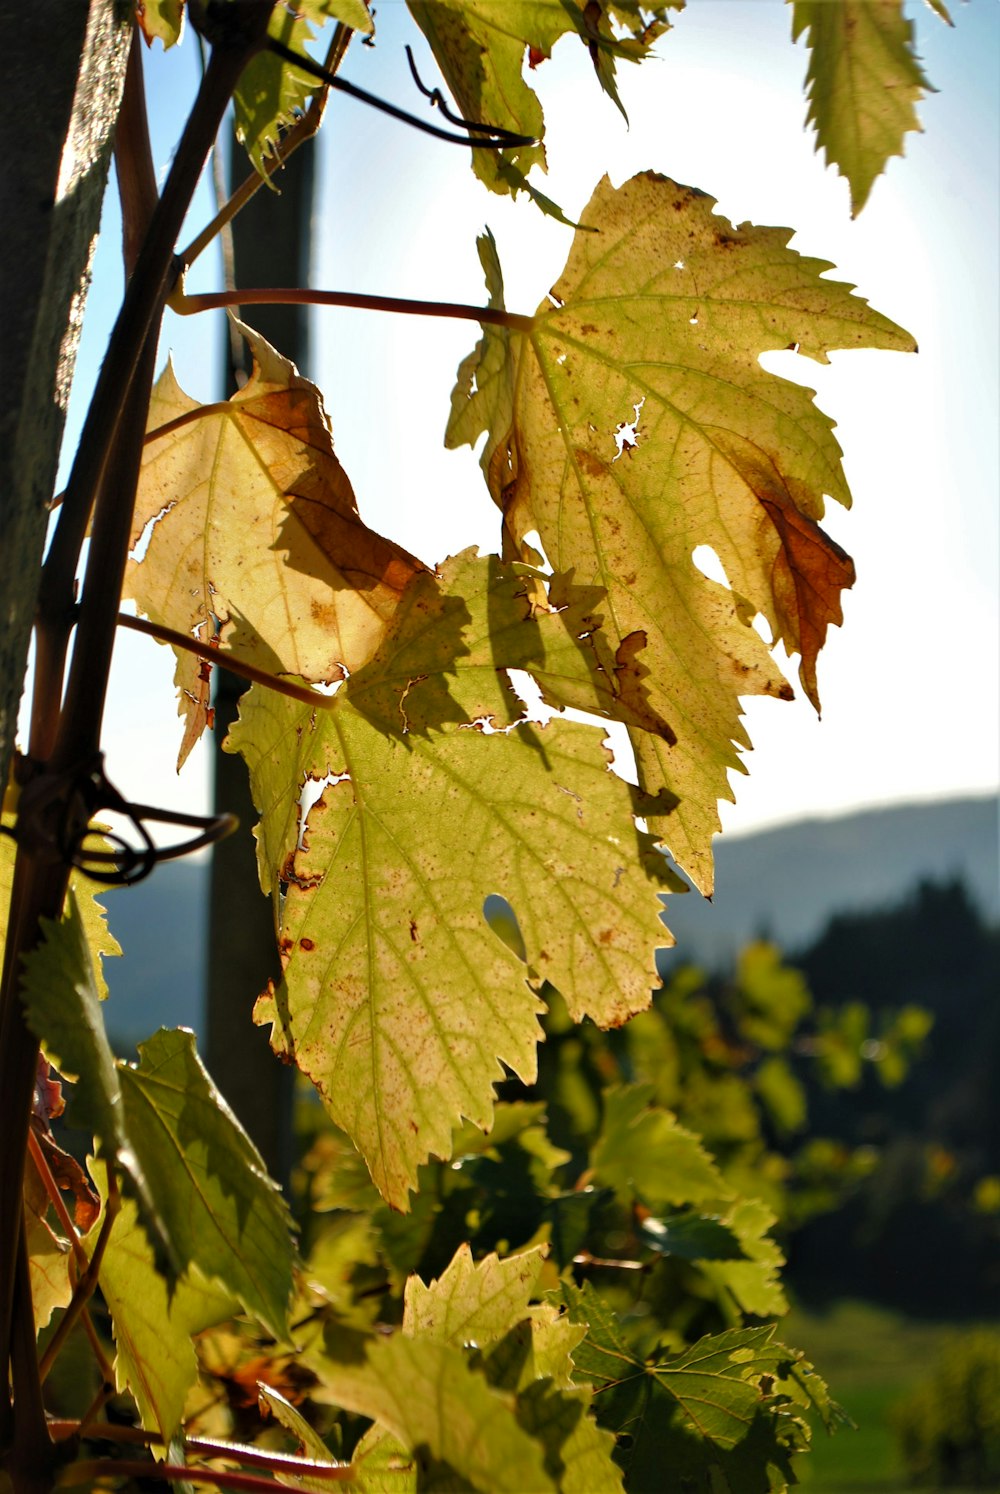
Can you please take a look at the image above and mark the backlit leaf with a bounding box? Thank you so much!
[234,4,325,175]
[118,1028,294,1338]
[448,175,914,889]
[592,1086,728,1208]
[559,1282,803,1486]
[23,1154,71,1333]
[406,1,676,216]
[792,0,934,215]
[230,552,673,1205]
[319,1335,556,1491]
[127,326,423,767]
[403,1242,545,1347]
[136,0,184,49]
[86,1163,235,1442]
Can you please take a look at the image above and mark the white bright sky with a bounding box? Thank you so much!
[53,0,999,848]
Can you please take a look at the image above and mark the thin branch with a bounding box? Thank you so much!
[175,284,535,333]
[180,22,352,273]
[38,1168,120,1383]
[115,612,339,709]
[25,1126,89,1276]
[59,1458,353,1490]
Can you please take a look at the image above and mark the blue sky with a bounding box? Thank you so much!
[54,0,999,840]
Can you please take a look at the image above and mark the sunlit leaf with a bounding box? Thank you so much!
[86,1163,235,1442]
[406,1,677,215]
[136,0,184,49]
[403,1242,545,1347]
[23,1153,72,1332]
[231,554,673,1206]
[234,4,325,175]
[449,176,914,889]
[319,1335,556,1491]
[792,0,934,215]
[592,1086,728,1208]
[127,326,423,767]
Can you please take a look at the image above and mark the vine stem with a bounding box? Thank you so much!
[0,10,275,1468]
[180,22,352,273]
[175,284,535,332]
[114,613,339,708]
[59,1457,354,1490]
[50,1421,356,1480]
[37,1167,120,1384]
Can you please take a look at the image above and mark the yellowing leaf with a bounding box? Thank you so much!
[319,1335,555,1491]
[230,556,673,1206]
[406,1,676,215]
[127,326,424,768]
[449,176,914,889]
[403,1242,545,1346]
[792,0,934,216]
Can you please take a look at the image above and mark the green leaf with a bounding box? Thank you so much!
[118,1028,294,1338]
[20,892,159,1230]
[23,1156,72,1332]
[592,1086,729,1209]
[86,1163,234,1442]
[639,1211,746,1263]
[515,1378,625,1493]
[257,1382,351,1489]
[559,1282,803,1488]
[697,1198,787,1319]
[299,0,374,35]
[406,2,675,215]
[233,4,327,175]
[792,0,934,216]
[20,910,294,1336]
[403,1242,545,1347]
[318,1334,556,1491]
[230,555,673,1207]
[136,0,184,49]
[448,177,914,891]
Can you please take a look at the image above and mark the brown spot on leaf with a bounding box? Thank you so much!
[299,936,315,952]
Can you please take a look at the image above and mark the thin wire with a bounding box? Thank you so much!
[267,38,537,149]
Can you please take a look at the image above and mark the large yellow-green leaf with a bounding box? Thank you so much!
[321,1335,556,1492]
[85,1164,235,1442]
[406,2,677,215]
[136,0,184,49]
[792,0,937,216]
[448,175,914,890]
[127,326,423,767]
[230,554,673,1205]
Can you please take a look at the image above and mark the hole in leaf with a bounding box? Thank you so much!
[483,894,527,962]
[296,770,348,849]
[691,544,731,589]
[613,396,645,461]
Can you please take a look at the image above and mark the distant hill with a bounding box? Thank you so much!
[658,793,998,974]
[99,793,999,1046]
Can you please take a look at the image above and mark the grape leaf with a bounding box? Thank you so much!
[591,1086,729,1208]
[448,176,914,890]
[792,0,935,216]
[403,1242,546,1347]
[136,0,184,49]
[0,806,119,999]
[19,907,294,1338]
[127,326,423,767]
[697,1197,787,1319]
[23,1154,72,1333]
[118,1028,294,1339]
[406,1,676,216]
[299,0,374,35]
[559,1282,804,1488]
[257,1383,351,1490]
[516,1377,625,1494]
[230,551,673,1205]
[319,1335,556,1491]
[86,1163,235,1442]
[234,5,324,175]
